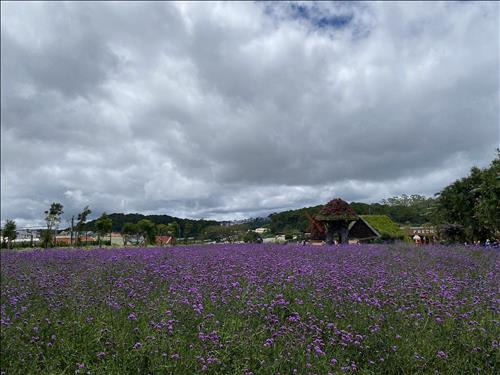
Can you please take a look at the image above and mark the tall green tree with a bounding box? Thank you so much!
[157,224,170,236]
[202,224,249,243]
[94,213,112,247]
[76,206,92,246]
[378,195,436,224]
[44,202,63,248]
[435,151,499,241]
[1,219,17,249]
[203,225,231,242]
[183,222,193,242]
[168,222,179,237]
[474,154,500,238]
[137,219,156,245]
[157,222,178,237]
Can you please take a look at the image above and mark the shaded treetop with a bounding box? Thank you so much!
[315,198,358,222]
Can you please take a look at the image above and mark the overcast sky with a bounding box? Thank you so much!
[1,1,499,227]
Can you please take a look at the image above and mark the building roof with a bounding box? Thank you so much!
[156,235,174,244]
[348,217,380,240]
[254,227,269,233]
[360,215,405,239]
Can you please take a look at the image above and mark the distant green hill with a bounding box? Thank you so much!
[269,205,323,234]
[85,213,218,238]
[360,215,405,240]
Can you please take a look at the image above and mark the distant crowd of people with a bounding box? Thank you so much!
[470,239,499,248]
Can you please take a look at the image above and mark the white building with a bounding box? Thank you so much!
[254,227,269,234]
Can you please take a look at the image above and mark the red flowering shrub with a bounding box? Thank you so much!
[315,198,358,222]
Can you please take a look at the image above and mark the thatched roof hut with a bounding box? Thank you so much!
[316,199,359,244]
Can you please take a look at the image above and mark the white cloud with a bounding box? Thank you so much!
[1,1,498,226]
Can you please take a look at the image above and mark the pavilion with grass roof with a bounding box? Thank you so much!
[315,198,359,245]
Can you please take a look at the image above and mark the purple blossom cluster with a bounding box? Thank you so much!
[1,244,498,373]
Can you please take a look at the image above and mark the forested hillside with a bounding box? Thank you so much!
[85,213,218,238]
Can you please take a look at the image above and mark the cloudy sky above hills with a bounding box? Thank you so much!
[1,1,499,227]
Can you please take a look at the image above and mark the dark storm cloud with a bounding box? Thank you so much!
[1,1,498,226]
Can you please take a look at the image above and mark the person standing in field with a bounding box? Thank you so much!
[413,234,422,246]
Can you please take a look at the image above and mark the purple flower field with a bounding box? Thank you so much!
[1,244,498,374]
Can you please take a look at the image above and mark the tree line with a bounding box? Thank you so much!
[0,206,220,248]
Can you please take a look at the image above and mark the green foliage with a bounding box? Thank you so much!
[121,220,157,246]
[182,222,193,241]
[40,229,52,248]
[168,222,179,237]
[438,224,465,244]
[1,219,17,249]
[472,154,500,237]
[360,215,405,241]
[245,217,270,230]
[156,224,170,236]
[352,195,436,225]
[203,225,230,242]
[202,224,249,243]
[381,194,431,207]
[94,213,113,246]
[77,206,91,229]
[157,222,179,237]
[137,219,156,245]
[75,206,92,245]
[44,202,64,247]
[45,202,64,228]
[242,231,262,243]
[122,222,140,245]
[269,205,323,234]
[86,213,217,239]
[122,223,138,234]
[434,151,499,241]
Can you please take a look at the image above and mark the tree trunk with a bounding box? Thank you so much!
[70,217,74,247]
[340,227,348,244]
[325,230,334,245]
